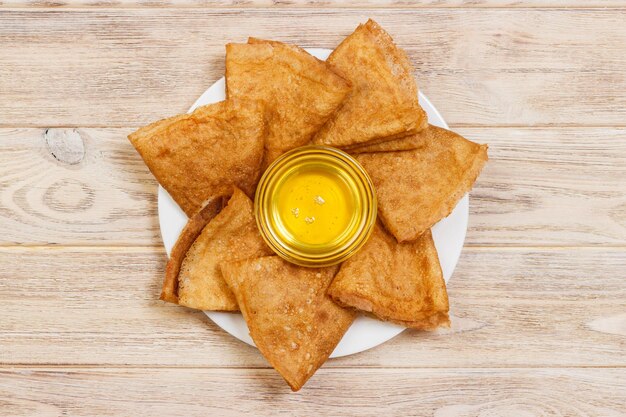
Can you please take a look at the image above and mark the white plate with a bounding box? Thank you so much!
[158,48,467,358]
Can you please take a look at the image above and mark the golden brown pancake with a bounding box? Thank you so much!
[220,256,355,391]
[161,195,226,304]
[356,125,488,242]
[167,188,273,311]
[314,19,427,149]
[329,224,449,329]
[128,99,265,217]
[226,39,350,167]
[345,127,431,154]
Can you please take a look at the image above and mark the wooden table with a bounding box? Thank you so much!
[1,2,625,416]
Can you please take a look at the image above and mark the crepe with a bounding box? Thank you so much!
[220,256,355,391]
[328,224,449,329]
[356,125,488,242]
[161,195,226,304]
[226,39,350,167]
[313,19,427,149]
[345,135,421,154]
[165,187,273,311]
[345,127,431,154]
[128,99,265,217]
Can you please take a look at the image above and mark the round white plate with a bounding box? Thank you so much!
[158,48,467,358]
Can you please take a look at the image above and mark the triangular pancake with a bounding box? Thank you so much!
[128,99,265,216]
[356,125,488,242]
[226,39,350,167]
[169,188,273,311]
[345,126,431,154]
[314,19,427,149]
[161,195,226,304]
[329,224,449,329]
[220,256,355,391]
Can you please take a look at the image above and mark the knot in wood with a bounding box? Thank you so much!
[44,128,85,165]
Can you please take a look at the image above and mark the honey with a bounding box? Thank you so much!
[255,146,377,267]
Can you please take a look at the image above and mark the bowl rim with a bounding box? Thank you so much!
[254,145,377,267]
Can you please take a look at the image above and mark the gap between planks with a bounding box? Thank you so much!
[2,6,626,10]
[2,364,625,370]
[4,124,626,129]
[0,245,624,251]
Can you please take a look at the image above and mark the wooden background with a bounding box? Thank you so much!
[1,2,625,416]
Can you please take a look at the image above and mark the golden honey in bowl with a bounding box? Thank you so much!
[255,146,377,267]
[274,166,354,246]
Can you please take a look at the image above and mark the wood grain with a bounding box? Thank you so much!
[1,246,624,367]
[466,127,626,246]
[1,127,624,246]
[1,9,626,127]
[1,0,624,7]
[1,368,624,416]
[0,128,160,246]
[1,4,625,412]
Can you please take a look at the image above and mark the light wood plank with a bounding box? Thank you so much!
[0,128,160,246]
[1,127,624,246]
[1,247,624,367]
[1,9,626,126]
[464,127,626,246]
[1,0,624,8]
[1,367,624,416]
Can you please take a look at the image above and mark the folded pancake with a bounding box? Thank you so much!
[314,19,427,149]
[128,99,265,217]
[161,195,226,304]
[356,125,488,242]
[220,256,355,391]
[163,187,273,311]
[226,39,350,167]
[345,127,431,154]
[328,224,449,329]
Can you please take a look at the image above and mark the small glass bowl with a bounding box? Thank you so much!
[255,145,377,268]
